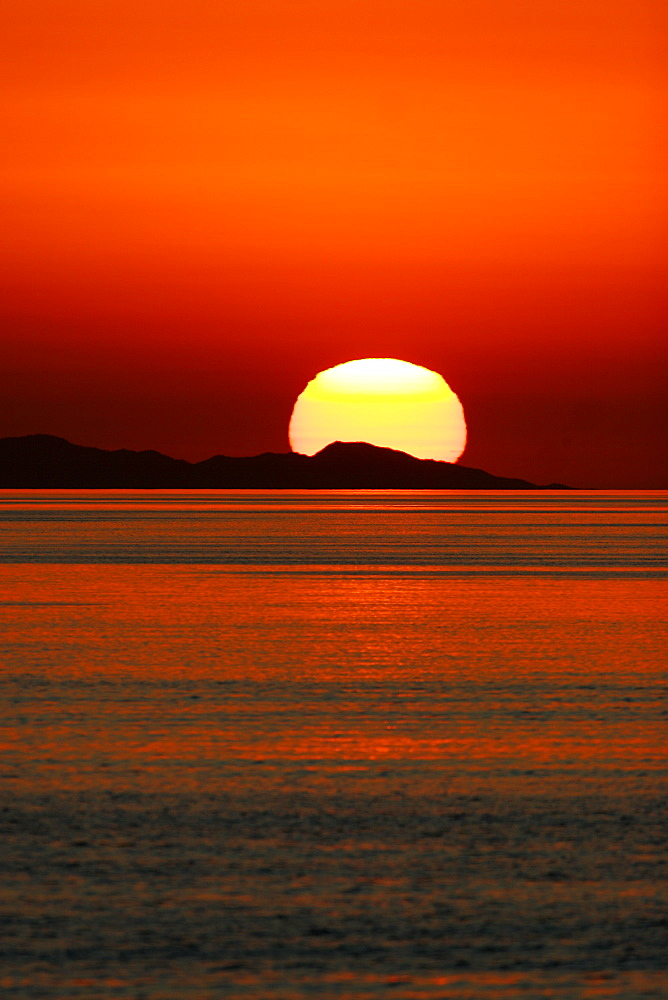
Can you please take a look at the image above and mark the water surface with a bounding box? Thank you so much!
[0,492,665,999]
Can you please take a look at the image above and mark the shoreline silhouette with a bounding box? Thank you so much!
[0,434,570,489]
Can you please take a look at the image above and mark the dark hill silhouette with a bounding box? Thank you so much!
[0,435,570,489]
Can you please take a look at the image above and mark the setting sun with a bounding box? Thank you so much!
[288,358,467,462]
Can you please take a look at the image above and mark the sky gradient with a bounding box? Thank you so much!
[2,0,666,486]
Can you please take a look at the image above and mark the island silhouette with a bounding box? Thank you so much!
[0,435,570,489]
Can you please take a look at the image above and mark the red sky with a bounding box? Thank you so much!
[1,0,666,486]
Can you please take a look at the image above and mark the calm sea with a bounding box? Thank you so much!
[0,491,666,1000]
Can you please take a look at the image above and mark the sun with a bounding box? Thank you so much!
[289,358,467,462]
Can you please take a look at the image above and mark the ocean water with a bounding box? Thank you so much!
[0,491,665,1000]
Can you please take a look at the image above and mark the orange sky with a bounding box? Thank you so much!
[1,0,666,486]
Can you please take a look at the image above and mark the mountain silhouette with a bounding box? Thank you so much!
[0,435,570,489]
